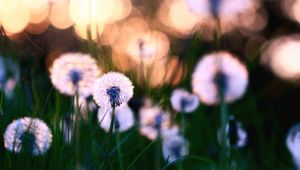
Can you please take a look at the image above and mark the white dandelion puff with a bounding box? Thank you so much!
[162,135,189,163]
[98,104,135,132]
[4,117,52,156]
[192,52,248,105]
[139,105,171,140]
[170,88,200,113]
[217,116,248,148]
[286,123,300,169]
[93,72,134,108]
[50,53,101,97]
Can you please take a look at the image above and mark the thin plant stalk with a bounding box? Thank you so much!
[116,131,124,170]
[104,106,116,170]
[154,136,161,170]
[219,89,230,170]
[74,89,80,166]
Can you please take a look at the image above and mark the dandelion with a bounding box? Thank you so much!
[93,72,134,108]
[218,116,248,148]
[98,104,135,132]
[4,117,52,156]
[139,105,172,140]
[192,52,248,105]
[185,0,257,21]
[50,53,101,97]
[286,123,300,169]
[170,88,200,113]
[0,56,20,98]
[162,135,189,163]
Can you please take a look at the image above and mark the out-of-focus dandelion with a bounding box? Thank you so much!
[98,103,135,132]
[261,35,300,81]
[162,135,189,162]
[4,117,52,156]
[171,88,199,113]
[0,57,20,98]
[218,116,248,148]
[287,123,300,169]
[93,72,134,108]
[192,52,248,105]
[126,30,170,64]
[50,53,101,97]
[139,105,172,140]
[60,114,75,144]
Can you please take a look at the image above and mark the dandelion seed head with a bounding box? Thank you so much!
[4,117,52,156]
[50,53,101,97]
[93,72,134,109]
[171,88,199,113]
[162,135,189,162]
[139,105,171,140]
[98,104,135,132]
[192,52,248,105]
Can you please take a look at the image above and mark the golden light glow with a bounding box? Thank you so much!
[69,0,114,25]
[2,0,30,34]
[22,0,48,11]
[29,2,49,24]
[109,0,132,22]
[74,23,104,40]
[261,35,300,80]
[126,30,170,64]
[50,1,74,29]
[157,0,201,37]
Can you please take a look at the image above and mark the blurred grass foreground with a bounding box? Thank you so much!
[2,0,300,170]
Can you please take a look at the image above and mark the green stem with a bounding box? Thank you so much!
[75,90,80,166]
[154,137,161,170]
[220,90,230,170]
[214,18,222,50]
[180,114,186,136]
[116,132,124,170]
[104,106,116,170]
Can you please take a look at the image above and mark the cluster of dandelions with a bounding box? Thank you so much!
[3,117,52,156]
[1,50,250,163]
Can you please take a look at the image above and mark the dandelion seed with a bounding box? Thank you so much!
[98,104,135,132]
[50,53,101,97]
[218,116,248,148]
[4,117,52,156]
[162,135,189,163]
[139,105,171,140]
[170,88,200,113]
[192,52,248,105]
[93,72,134,109]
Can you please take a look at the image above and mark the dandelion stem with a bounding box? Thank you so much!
[104,106,116,169]
[116,132,124,170]
[220,89,230,170]
[74,90,80,167]
[154,136,161,170]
